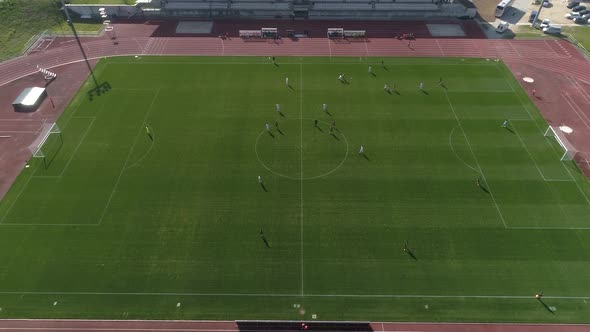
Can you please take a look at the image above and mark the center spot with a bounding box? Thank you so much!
[256,118,348,179]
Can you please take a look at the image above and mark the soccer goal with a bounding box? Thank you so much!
[30,122,62,169]
[544,126,577,161]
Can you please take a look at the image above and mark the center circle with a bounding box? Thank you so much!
[255,118,349,180]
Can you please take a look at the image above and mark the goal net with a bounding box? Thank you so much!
[30,122,62,168]
[544,126,577,161]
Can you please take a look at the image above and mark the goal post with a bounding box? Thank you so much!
[31,122,62,169]
[544,126,577,161]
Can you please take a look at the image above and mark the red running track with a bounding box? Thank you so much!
[1,320,590,332]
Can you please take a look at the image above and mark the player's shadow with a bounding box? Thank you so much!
[538,299,554,314]
[362,154,370,161]
[288,85,294,90]
[421,90,429,95]
[274,63,280,68]
[386,90,392,95]
[370,72,376,77]
[330,133,340,141]
[325,111,333,117]
[439,83,448,90]
[405,249,418,260]
[277,128,284,136]
[268,131,275,138]
[383,66,389,71]
[261,236,271,248]
[393,90,401,95]
[480,185,490,194]
[278,111,285,117]
[505,127,514,134]
[316,126,324,133]
[260,183,268,192]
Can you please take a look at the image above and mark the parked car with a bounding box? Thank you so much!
[543,25,562,34]
[573,16,587,23]
[572,5,587,12]
[578,9,590,15]
[529,10,538,22]
[543,1,551,7]
[565,12,581,19]
[567,1,580,8]
[582,13,590,20]
[540,18,551,28]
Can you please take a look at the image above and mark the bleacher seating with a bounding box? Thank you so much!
[162,0,466,19]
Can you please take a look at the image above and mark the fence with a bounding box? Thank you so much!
[565,33,590,60]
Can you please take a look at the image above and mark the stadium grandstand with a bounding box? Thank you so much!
[161,0,475,19]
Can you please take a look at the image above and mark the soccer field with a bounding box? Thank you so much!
[0,56,590,322]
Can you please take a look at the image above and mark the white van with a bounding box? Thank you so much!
[496,21,510,33]
[543,25,562,34]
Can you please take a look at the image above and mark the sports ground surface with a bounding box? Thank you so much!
[0,56,589,323]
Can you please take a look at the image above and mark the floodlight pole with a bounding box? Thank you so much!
[59,0,99,89]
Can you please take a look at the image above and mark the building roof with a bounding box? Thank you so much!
[12,87,45,106]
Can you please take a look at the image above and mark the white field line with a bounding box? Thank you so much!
[327,39,332,58]
[0,291,587,299]
[510,121,572,182]
[436,40,445,57]
[509,226,590,230]
[566,75,590,103]
[562,92,590,129]
[299,63,304,297]
[448,126,479,173]
[96,89,160,226]
[364,39,370,57]
[0,58,500,88]
[444,92,508,229]
[34,117,96,179]
[0,164,39,225]
[220,38,225,57]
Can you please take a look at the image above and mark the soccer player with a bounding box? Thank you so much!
[276,103,280,113]
[258,176,263,184]
[266,123,270,131]
[359,145,364,154]
[368,66,372,74]
[322,103,327,112]
[384,84,389,92]
[285,77,289,87]
[419,82,424,90]
[403,241,409,252]
[338,74,344,83]
[502,120,508,128]
[532,89,537,96]
[391,83,396,92]
[275,121,279,128]
[314,119,318,127]
[145,125,152,140]
[438,77,443,85]
[381,59,385,67]
[476,177,481,187]
[535,292,543,300]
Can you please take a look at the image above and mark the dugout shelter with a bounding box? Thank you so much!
[12,87,47,113]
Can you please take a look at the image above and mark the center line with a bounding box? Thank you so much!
[299,63,304,297]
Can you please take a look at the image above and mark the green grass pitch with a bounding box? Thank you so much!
[0,56,590,322]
